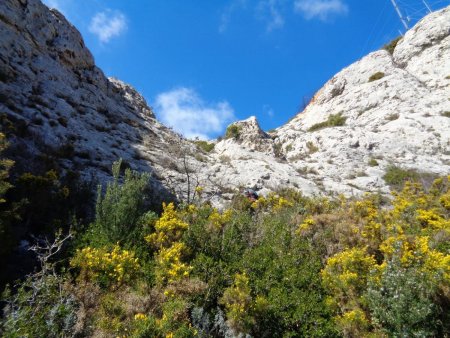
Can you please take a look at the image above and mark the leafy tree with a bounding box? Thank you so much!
[90,159,150,246]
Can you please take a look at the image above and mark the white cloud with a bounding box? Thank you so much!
[219,0,247,33]
[294,0,348,21]
[89,10,127,43]
[257,0,285,32]
[154,88,235,140]
[263,104,275,118]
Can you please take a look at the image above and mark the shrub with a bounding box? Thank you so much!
[441,111,450,118]
[220,273,254,335]
[225,124,241,140]
[89,159,150,246]
[368,158,378,166]
[308,113,347,132]
[306,141,319,153]
[193,140,215,153]
[2,274,78,337]
[383,36,402,55]
[367,252,441,337]
[1,233,79,337]
[71,245,140,288]
[369,72,385,82]
[383,165,421,189]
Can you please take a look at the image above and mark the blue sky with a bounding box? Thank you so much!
[42,0,449,139]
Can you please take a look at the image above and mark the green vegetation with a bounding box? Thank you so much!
[225,124,241,140]
[192,140,215,153]
[383,165,438,190]
[383,36,402,55]
[308,112,347,132]
[0,133,14,257]
[306,141,319,153]
[441,111,450,118]
[1,156,449,337]
[88,159,151,246]
[368,158,379,166]
[369,72,385,82]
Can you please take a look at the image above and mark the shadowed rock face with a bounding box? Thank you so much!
[0,0,449,208]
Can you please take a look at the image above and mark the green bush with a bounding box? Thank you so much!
[369,72,385,82]
[441,111,450,118]
[87,159,150,247]
[308,113,347,132]
[306,141,319,153]
[383,36,402,55]
[368,158,378,166]
[1,233,79,337]
[383,165,420,188]
[367,253,441,337]
[2,274,78,337]
[225,125,241,140]
[193,140,215,153]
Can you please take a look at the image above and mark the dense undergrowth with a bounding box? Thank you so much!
[0,141,449,336]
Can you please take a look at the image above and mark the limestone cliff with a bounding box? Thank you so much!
[0,0,449,207]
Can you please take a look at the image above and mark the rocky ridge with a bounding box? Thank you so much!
[0,0,449,207]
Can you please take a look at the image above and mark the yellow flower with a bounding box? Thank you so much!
[134,313,147,321]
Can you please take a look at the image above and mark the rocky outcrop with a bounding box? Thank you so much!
[0,0,449,207]
[0,0,192,203]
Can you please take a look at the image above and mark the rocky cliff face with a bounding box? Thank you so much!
[207,6,450,199]
[0,0,204,204]
[0,0,449,207]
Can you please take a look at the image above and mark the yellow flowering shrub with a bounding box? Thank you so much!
[380,235,450,283]
[145,202,189,249]
[251,192,294,211]
[208,208,232,229]
[416,208,450,231]
[220,273,255,334]
[321,247,377,305]
[146,203,193,286]
[320,177,450,336]
[335,309,370,338]
[71,245,139,287]
[296,217,315,234]
[155,242,192,285]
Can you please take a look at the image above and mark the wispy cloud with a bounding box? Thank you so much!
[257,0,285,32]
[154,88,235,140]
[263,104,275,118]
[294,0,348,21]
[219,0,247,33]
[89,10,127,43]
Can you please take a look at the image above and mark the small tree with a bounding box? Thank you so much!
[93,159,150,245]
[1,231,78,337]
[164,133,201,205]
